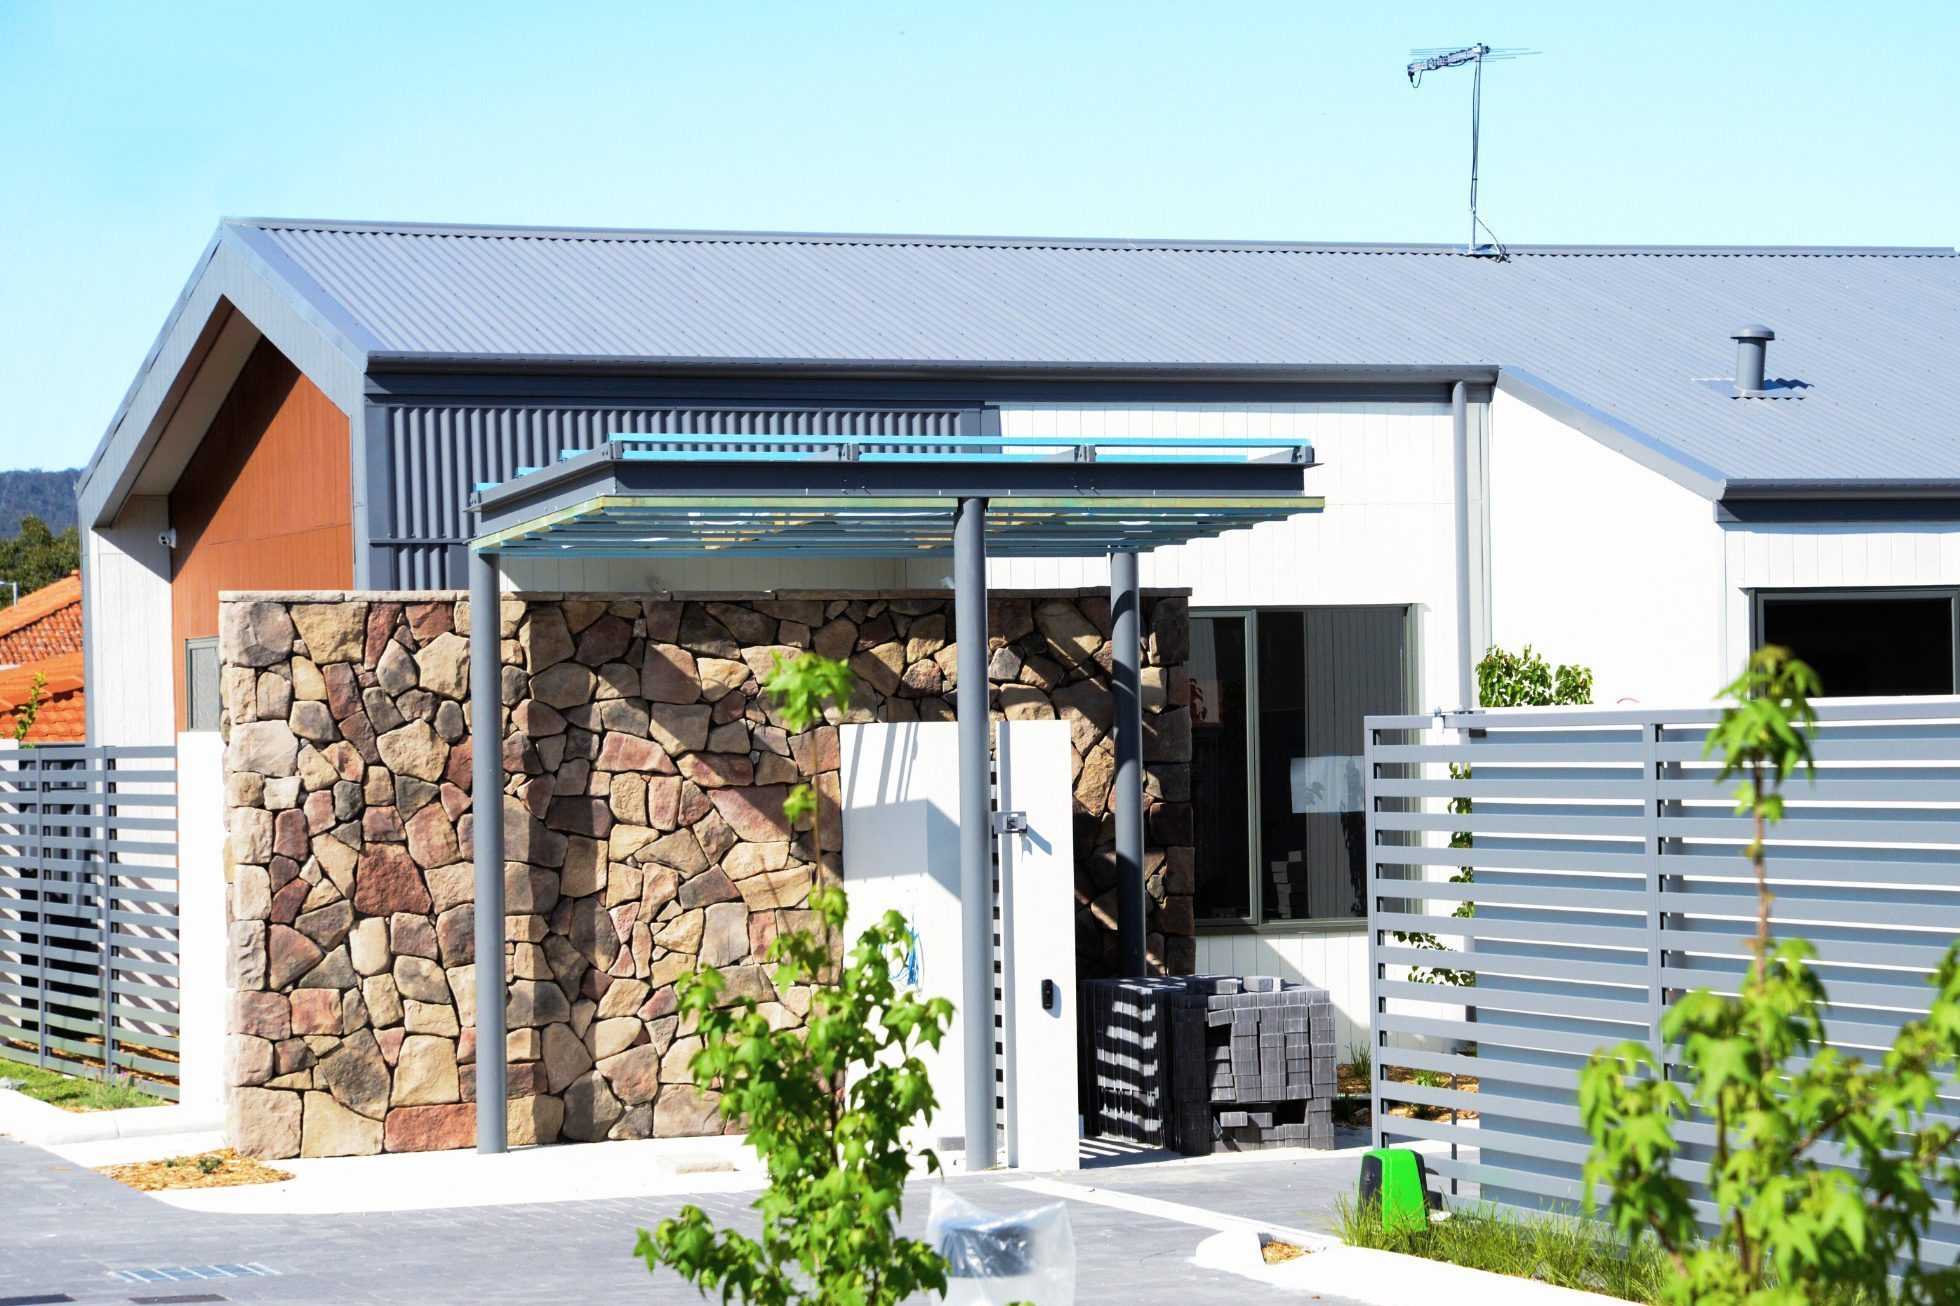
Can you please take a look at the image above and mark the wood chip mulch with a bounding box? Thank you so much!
[1261,1239,1311,1265]
[97,1149,293,1192]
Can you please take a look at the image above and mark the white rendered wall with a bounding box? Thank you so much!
[85,496,175,746]
[1485,389,1727,705]
[175,731,227,1118]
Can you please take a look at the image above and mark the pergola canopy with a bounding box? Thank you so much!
[470,434,1321,558]
[463,430,1321,1159]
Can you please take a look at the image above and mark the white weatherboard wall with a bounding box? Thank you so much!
[838,722,966,1151]
[996,720,1079,1171]
[85,496,175,746]
[1721,523,1960,674]
[1485,387,1727,706]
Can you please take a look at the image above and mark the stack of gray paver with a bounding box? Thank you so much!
[1081,974,1335,1156]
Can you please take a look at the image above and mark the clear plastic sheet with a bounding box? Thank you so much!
[924,1186,1075,1305]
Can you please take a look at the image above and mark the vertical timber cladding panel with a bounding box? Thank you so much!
[170,341,353,730]
[217,588,1192,1158]
[378,403,972,588]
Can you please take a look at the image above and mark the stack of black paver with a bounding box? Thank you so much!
[1081,974,1335,1156]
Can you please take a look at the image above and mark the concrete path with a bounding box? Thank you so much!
[1,1134,1377,1305]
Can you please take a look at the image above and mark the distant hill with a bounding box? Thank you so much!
[0,470,80,536]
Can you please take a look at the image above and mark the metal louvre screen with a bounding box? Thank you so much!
[0,745,180,1097]
[1364,699,1960,1259]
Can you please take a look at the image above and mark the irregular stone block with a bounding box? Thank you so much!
[646,703,712,755]
[385,1102,476,1153]
[302,1090,384,1157]
[222,601,296,668]
[377,720,448,782]
[394,1034,461,1105]
[317,1029,390,1119]
[413,631,470,700]
[354,843,432,917]
[229,1086,302,1159]
[228,720,299,779]
[393,954,451,1004]
[267,924,324,989]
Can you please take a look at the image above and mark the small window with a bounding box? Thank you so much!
[1755,589,1958,697]
[1191,606,1415,927]
[185,638,221,732]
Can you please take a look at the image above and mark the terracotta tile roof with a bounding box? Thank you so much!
[0,650,85,743]
[0,571,82,666]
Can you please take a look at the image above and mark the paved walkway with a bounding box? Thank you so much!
[3,1135,1373,1305]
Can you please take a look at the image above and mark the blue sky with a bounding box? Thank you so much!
[2,1,1955,476]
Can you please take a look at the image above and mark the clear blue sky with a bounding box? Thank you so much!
[2,1,1955,476]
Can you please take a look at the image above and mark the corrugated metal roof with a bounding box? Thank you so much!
[227,218,1960,493]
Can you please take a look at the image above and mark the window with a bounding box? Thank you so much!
[1191,606,1415,927]
[185,638,221,732]
[1755,588,1958,697]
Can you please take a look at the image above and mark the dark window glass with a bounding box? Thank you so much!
[1760,594,1956,697]
[1258,608,1412,922]
[1189,616,1251,921]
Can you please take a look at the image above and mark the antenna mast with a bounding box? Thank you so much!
[1407,43,1536,256]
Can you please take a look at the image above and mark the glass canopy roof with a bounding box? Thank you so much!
[470,435,1322,559]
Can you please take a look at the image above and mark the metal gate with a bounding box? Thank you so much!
[0,744,180,1097]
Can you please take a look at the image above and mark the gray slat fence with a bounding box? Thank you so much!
[1365,698,1960,1261]
[0,744,180,1098]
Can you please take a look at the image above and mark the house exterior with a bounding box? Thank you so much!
[0,570,85,741]
[79,220,1960,1043]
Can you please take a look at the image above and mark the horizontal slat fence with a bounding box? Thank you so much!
[0,745,180,1098]
[1366,699,1960,1262]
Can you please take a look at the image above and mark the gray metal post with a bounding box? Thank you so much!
[1451,381,1475,709]
[1110,549,1147,977]
[469,548,508,1154]
[953,496,996,1169]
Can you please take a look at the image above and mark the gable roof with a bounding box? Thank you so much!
[83,218,1960,518]
[0,571,83,666]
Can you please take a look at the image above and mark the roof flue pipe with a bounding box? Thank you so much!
[1732,324,1775,396]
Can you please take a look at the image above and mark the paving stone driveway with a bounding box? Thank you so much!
[2,1137,1367,1305]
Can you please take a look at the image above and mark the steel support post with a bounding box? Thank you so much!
[953,496,997,1168]
[470,548,509,1154]
[1110,548,1147,977]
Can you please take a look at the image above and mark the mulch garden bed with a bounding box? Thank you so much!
[98,1149,293,1192]
[1336,1063,1480,1125]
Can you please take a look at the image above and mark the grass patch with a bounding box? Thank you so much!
[0,1059,166,1112]
[1336,1198,1671,1303]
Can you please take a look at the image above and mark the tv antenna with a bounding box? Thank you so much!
[1407,43,1537,257]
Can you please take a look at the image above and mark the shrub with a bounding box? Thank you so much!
[1580,647,1960,1305]
[634,650,958,1305]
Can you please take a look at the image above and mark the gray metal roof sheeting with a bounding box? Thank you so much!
[101,219,1960,502]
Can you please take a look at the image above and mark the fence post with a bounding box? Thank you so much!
[1364,720,1382,1149]
[99,750,117,1084]
[1643,721,1664,1057]
[27,747,48,1071]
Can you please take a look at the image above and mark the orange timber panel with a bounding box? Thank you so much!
[169,339,352,729]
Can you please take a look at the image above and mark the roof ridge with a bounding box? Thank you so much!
[228,219,1958,259]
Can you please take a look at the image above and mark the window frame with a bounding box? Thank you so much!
[1190,603,1418,935]
[185,636,222,733]
[1749,585,1960,696]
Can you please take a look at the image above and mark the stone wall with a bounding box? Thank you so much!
[218,588,1191,1157]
